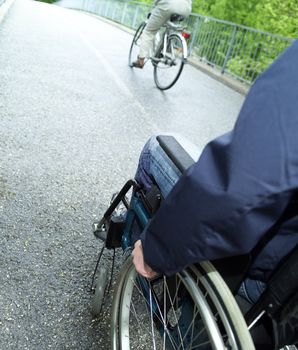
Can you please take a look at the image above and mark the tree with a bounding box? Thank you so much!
[206,0,297,38]
[134,0,297,38]
[192,0,217,15]
[254,0,298,38]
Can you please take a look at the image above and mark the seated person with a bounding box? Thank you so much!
[132,0,192,68]
[132,38,298,314]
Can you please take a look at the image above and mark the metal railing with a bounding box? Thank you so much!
[186,15,293,84]
[59,0,294,85]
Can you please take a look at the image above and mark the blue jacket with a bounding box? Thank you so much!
[141,39,298,281]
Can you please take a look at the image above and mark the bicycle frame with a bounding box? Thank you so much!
[128,18,189,89]
[152,21,188,62]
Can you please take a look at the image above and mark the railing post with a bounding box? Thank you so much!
[95,0,101,15]
[86,0,91,12]
[188,16,201,55]
[91,0,96,13]
[132,5,139,29]
[98,0,105,16]
[121,2,128,25]
[104,0,110,18]
[221,26,237,74]
[112,4,117,20]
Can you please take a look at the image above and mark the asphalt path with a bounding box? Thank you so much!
[0,0,245,348]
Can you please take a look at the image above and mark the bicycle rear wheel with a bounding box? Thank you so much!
[129,22,146,67]
[153,34,185,90]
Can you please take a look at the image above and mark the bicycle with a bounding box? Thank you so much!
[128,14,190,91]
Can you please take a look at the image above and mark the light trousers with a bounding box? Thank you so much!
[139,0,192,58]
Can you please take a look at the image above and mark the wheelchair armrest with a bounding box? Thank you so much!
[156,135,195,173]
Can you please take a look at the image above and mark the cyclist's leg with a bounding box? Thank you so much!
[133,7,169,68]
[135,0,191,67]
[138,7,170,61]
[135,134,201,198]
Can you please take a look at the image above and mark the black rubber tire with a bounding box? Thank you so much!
[91,265,108,317]
[153,33,185,90]
[111,258,255,349]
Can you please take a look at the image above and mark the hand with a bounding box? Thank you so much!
[132,240,158,279]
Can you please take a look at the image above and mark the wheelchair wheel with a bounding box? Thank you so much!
[129,22,146,67]
[153,34,185,90]
[111,257,255,349]
[91,265,108,316]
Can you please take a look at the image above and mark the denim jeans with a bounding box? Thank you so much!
[135,134,201,198]
[238,277,267,304]
[135,134,266,305]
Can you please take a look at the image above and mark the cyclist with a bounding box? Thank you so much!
[132,39,298,308]
[132,0,192,69]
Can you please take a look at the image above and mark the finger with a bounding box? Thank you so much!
[134,239,142,248]
[147,271,158,279]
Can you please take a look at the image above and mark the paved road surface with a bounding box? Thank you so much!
[0,0,244,348]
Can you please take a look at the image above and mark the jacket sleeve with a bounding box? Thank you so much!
[140,40,298,276]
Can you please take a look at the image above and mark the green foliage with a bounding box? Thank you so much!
[254,0,298,38]
[134,0,296,83]
[227,54,270,83]
[192,0,217,15]
[137,0,298,38]
[210,0,260,27]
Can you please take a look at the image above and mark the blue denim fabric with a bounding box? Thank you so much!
[238,278,267,304]
[135,136,182,198]
[135,135,267,304]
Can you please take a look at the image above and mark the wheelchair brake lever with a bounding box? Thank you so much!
[93,218,108,242]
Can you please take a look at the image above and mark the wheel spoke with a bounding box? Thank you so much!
[114,259,255,350]
[149,287,157,350]
[153,34,185,90]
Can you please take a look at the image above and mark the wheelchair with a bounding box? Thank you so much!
[90,135,298,350]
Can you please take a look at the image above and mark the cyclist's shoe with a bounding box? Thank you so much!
[132,57,145,69]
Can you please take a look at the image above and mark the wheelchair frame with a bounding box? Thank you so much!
[92,178,255,349]
[91,135,298,350]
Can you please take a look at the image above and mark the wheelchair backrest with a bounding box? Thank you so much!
[245,244,298,348]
